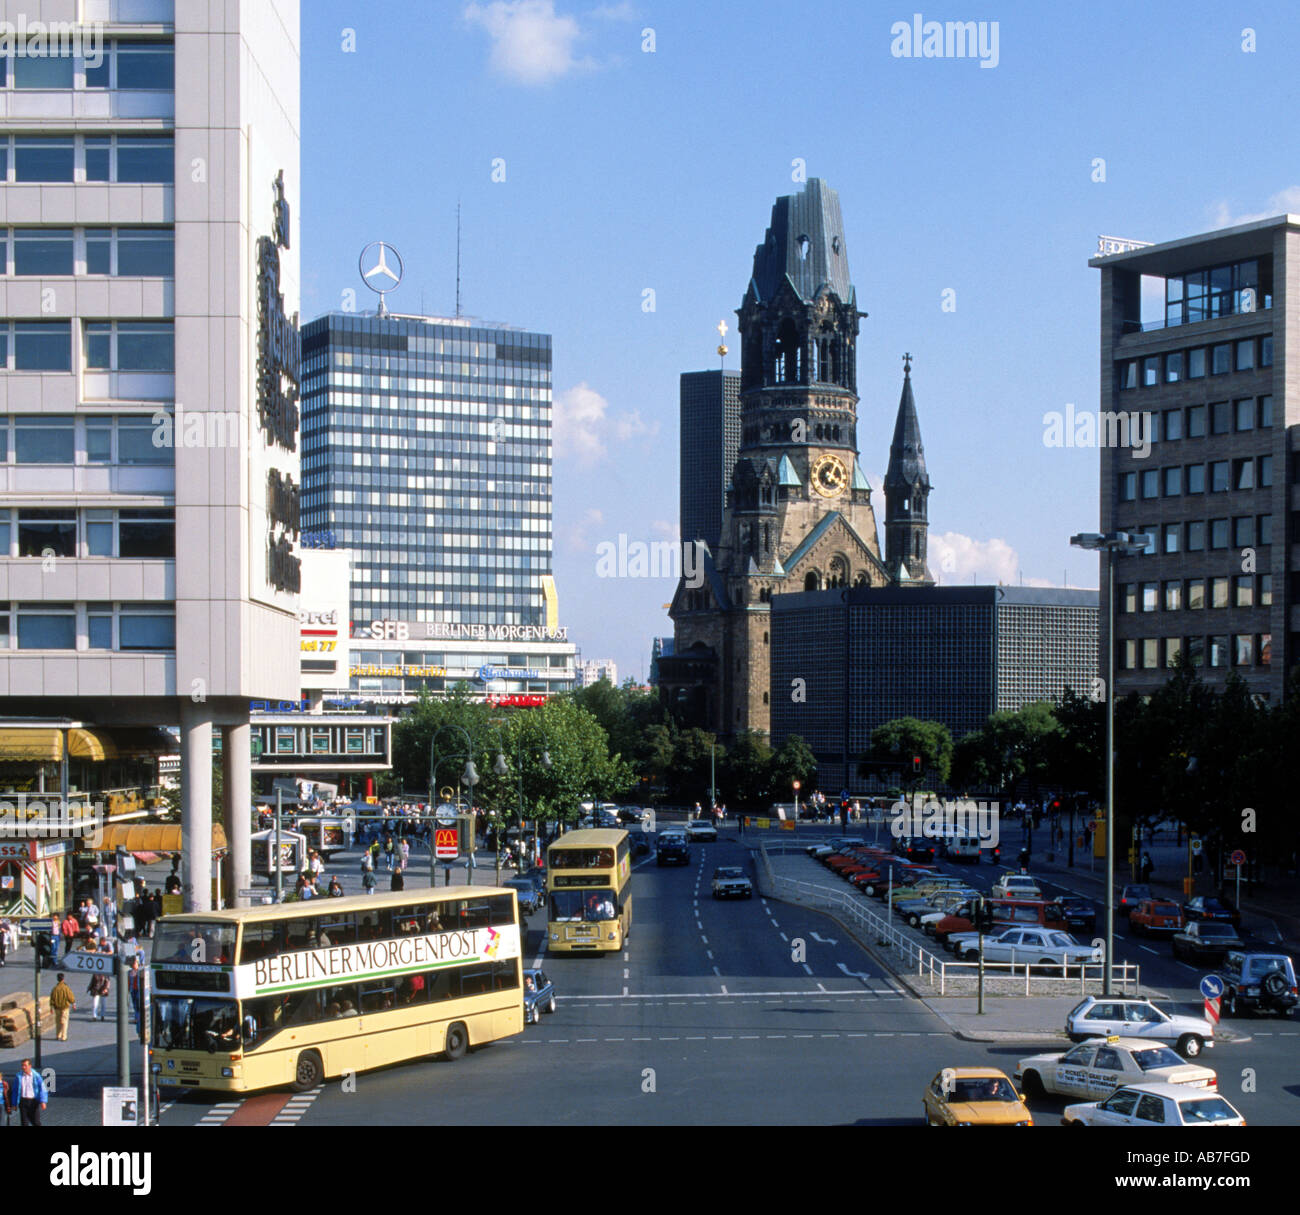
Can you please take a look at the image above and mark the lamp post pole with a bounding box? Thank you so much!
[1071,530,1149,997]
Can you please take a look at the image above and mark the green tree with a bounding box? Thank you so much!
[863,718,953,790]
[769,734,818,802]
[719,730,773,809]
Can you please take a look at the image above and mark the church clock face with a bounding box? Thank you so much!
[812,453,848,498]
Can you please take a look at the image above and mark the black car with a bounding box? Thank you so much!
[1118,884,1152,918]
[1058,897,1097,934]
[1172,920,1241,963]
[1216,951,1298,1017]
[892,837,936,864]
[626,826,652,857]
[1183,896,1242,928]
[656,832,690,866]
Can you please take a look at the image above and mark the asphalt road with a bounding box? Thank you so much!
[143,827,1299,1126]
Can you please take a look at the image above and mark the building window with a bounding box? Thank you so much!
[1121,639,1137,670]
[1231,516,1253,548]
[1164,637,1182,668]
[1233,576,1253,608]
[1260,336,1273,367]
[1232,459,1253,491]
[87,604,113,649]
[1235,340,1254,372]
[1120,472,1136,501]
[1141,583,1157,612]
[1142,357,1158,387]
[1208,635,1229,667]
[1258,395,1273,427]
[1211,344,1232,375]
[1163,409,1183,441]
[1209,519,1229,549]
[1187,348,1206,379]
[1118,361,1137,390]
[1186,521,1205,552]
[1162,524,1179,554]
[1258,455,1272,487]
[1209,461,1229,493]
[85,321,174,372]
[17,509,75,557]
[1164,352,1183,383]
[1257,514,1272,545]
[1121,583,1137,614]
[11,321,72,371]
[1259,634,1272,666]
[1210,577,1229,608]
[1186,405,1205,437]
[1162,466,1181,496]
[1259,574,1272,607]
[1210,401,1231,435]
[13,52,74,90]
[1140,469,1159,499]
[12,136,74,181]
[83,135,173,184]
[16,603,75,649]
[13,228,74,275]
[14,416,74,463]
[118,509,175,558]
[1186,464,1205,494]
[1163,581,1182,611]
[1187,579,1205,610]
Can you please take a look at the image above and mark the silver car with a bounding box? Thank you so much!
[1065,996,1213,1058]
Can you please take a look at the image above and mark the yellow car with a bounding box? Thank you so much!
[923,1068,1034,1126]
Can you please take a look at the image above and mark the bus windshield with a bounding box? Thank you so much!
[550,889,617,922]
[152,921,236,965]
[549,848,614,869]
[154,996,243,1051]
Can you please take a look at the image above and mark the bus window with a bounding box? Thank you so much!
[459,967,493,997]
[317,916,357,947]
[427,969,455,1002]
[398,974,428,1005]
[360,979,396,1013]
[285,918,314,952]
[357,914,383,941]
[423,909,445,934]
[154,921,236,965]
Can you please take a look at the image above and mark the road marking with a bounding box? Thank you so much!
[685,1035,707,1040]
[739,1035,760,1040]
[1139,945,1157,955]
[713,965,721,976]
[817,982,827,992]
[771,919,780,928]
[720,984,728,995]
[836,962,872,983]
[714,1035,733,1040]
[560,988,898,1000]
[801,962,813,975]
[810,931,838,945]
[604,1037,624,1042]
[779,932,788,942]
[700,935,708,945]
[623,968,629,979]
[622,986,628,996]
[707,949,714,960]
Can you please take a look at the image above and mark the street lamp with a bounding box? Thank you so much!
[460,760,480,888]
[1071,529,1150,995]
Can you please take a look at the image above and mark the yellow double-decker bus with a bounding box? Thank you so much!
[545,828,631,953]
[149,886,522,1093]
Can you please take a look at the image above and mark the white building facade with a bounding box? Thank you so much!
[0,0,301,909]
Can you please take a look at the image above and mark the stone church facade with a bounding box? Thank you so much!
[661,178,934,741]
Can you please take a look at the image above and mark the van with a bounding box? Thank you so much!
[942,834,982,862]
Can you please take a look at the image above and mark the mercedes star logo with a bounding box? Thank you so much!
[358,241,404,295]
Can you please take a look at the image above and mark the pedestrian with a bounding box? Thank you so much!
[84,897,99,938]
[327,876,344,898]
[362,868,377,895]
[9,1058,48,1126]
[61,909,80,948]
[49,972,75,1040]
[400,837,411,868]
[164,857,182,894]
[383,836,395,872]
[391,863,404,893]
[88,956,110,1021]
[148,888,162,936]
[309,849,324,883]
[99,895,116,943]
[0,916,8,966]
[1141,851,1154,884]
[127,955,142,1029]
[360,847,374,874]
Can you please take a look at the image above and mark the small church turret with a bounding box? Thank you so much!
[884,353,934,585]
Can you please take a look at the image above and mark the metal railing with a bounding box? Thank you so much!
[757,842,1140,996]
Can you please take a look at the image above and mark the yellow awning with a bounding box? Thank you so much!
[93,823,227,855]
[0,727,117,762]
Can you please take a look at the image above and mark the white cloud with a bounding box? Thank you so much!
[554,381,658,464]
[463,1,593,85]
[590,1,636,18]
[649,519,677,540]
[929,531,1023,586]
[565,506,604,551]
[1210,186,1300,229]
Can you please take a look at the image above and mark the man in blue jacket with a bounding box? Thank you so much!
[9,1058,49,1126]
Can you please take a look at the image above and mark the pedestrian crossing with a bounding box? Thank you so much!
[269,1086,324,1125]
[197,1100,241,1126]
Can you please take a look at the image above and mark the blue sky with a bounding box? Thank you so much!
[300,0,1298,681]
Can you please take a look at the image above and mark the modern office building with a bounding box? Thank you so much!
[1089,215,1298,702]
[300,310,576,702]
[680,369,740,552]
[575,657,618,688]
[0,0,301,911]
[648,635,672,686]
[770,585,1098,790]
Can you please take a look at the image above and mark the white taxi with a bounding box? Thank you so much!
[1016,1036,1216,1101]
[1063,1082,1246,1127]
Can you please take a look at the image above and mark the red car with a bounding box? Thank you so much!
[1129,899,1183,935]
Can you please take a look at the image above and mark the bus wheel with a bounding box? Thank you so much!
[292,1050,323,1092]
[444,1022,469,1061]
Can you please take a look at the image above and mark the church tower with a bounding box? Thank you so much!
[664,179,891,741]
[884,355,935,585]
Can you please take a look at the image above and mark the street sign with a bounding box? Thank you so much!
[1199,974,1225,1000]
[1190,838,1203,855]
[19,918,53,934]
[238,888,274,902]
[63,950,113,975]
[435,827,459,859]
[1230,849,1247,867]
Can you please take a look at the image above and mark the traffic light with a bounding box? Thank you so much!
[33,931,55,970]
[973,899,995,933]
[911,755,922,774]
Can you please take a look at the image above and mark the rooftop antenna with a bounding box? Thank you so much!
[455,200,462,319]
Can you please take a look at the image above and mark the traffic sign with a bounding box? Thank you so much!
[19,917,55,934]
[63,950,113,975]
[1230,849,1247,867]
[435,827,459,859]
[1204,996,1220,1025]
[1190,837,1203,855]
[1199,974,1225,1000]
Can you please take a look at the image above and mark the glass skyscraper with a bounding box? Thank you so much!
[301,313,554,627]
[300,311,575,702]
